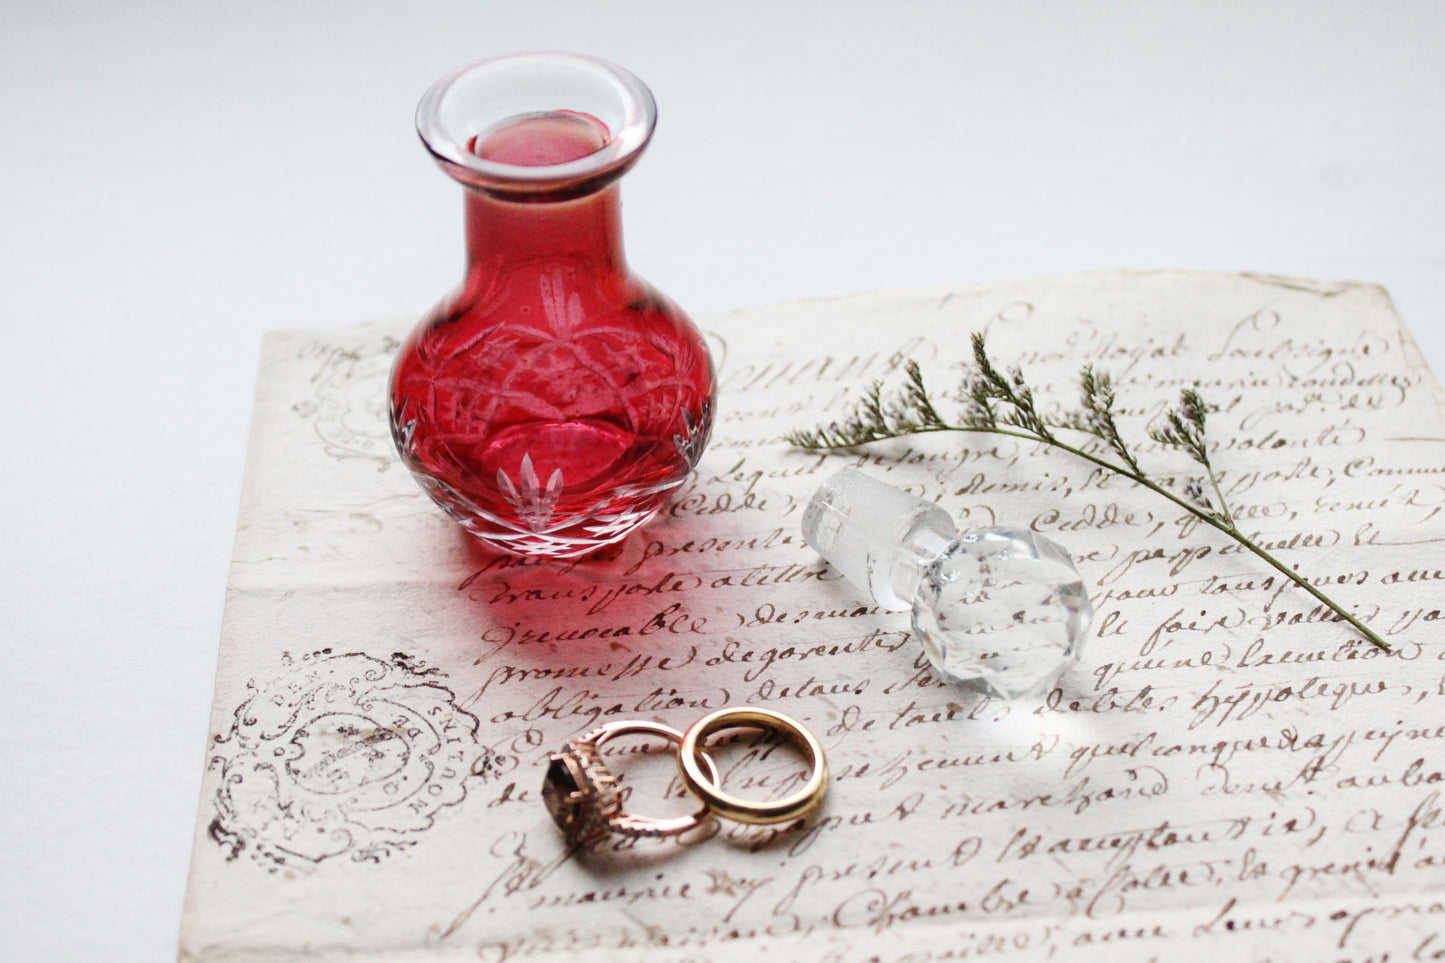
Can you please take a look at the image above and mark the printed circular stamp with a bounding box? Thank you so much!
[207,649,509,871]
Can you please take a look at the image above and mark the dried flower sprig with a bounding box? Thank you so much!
[785,332,1388,651]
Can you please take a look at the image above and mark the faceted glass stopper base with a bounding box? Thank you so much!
[913,527,1091,700]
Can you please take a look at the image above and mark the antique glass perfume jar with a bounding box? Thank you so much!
[390,53,716,557]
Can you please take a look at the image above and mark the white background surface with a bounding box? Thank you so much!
[1,3,1441,960]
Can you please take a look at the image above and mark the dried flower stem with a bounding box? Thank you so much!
[786,333,1388,652]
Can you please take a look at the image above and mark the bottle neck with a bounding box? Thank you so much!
[463,185,627,276]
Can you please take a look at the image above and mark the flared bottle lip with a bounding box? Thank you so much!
[416,51,657,202]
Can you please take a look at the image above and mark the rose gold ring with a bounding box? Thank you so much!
[541,720,719,847]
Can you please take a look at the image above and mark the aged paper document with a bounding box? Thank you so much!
[181,271,1445,961]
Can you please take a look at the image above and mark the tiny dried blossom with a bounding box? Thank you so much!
[1180,387,1207,429]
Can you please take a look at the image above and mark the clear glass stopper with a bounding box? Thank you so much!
[802,468,1093,700]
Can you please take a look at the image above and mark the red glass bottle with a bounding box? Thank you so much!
[391,53,716,557]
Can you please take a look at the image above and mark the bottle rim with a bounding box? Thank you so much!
[416,51,658,202]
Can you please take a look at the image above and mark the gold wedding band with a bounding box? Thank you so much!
[542,720,720,847]
[677,707,829,825]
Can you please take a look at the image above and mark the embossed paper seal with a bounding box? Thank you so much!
[207,649,507,870]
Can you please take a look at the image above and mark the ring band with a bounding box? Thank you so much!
[677,707,829,825]
[542,720,720,847]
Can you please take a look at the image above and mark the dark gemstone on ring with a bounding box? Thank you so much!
[541,754,582,832]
